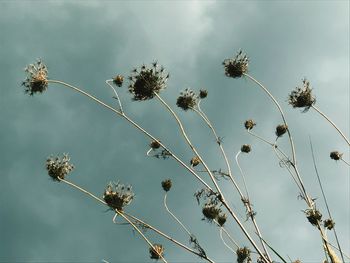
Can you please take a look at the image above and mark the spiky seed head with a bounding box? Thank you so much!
[288,78,316,111]
[46,154,74,181]
[241,144,251,153]
[190,156,201,167]
[236,247,251,263]
[199,89,208,99]
[305,208,322,226]
[113,75,124,87]
[223,50,249,78]
[176,88,197,111]
[324,219,335,230]
[217,213,227,226]
[202,204,221,221]
[149,244,164,260]
[150,140,161,149]
[161,179,172,192]
[244,119,256,130]
[330,151,342,161]
[103,182,134,211]
[128,62,168,101]
[275,124,288,137]
[22,59,48,95]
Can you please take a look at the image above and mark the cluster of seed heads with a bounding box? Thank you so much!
[275,124,288,137]
[330,151,343,161]
[46,154,74,181]
[202,204,226,225]
[149,244,164,260]
[103,182,134,211]
[288,78,316,111]
[236,247,251,263]
[176,88,198,111]
[241,144,251,153]
[223,50,249,78]
[22,59,48,96]
[128,62,169,101]
[161,179,172,192]
[244,119,256,130]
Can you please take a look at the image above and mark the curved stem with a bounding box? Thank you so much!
[244,74,297,165]
[219,228,236,255]
[311,105,350,146]
[235,151,250,199]
[164,193,191,236]
[105,79,124,113]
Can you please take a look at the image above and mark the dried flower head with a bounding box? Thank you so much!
[128,62,168,101]
[199,89,208,99]
[330,151,343,161]
[103,182,134,211]
[22,59,48,96]
[113,75,124,87]
[223,50,249,78]
[202,204,221,221]
[149,244,164,260]
[236,247,251,263]
[46,154,74,181]
[324,219,335,230]
[217,213,227,226]
[190,156,201,167]
[275,124,288,137]
[241,144,251,153]
[161,179,172,192]
[292,260,302,263]
[150,140,161,149]
[304,208,322,226]
[288,79,316,111]
[244,119,256,130]
[176,88,197,111]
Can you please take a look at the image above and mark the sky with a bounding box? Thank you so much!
[0,1,349,263]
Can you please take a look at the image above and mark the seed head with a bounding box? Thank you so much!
[128,62,168,101]
[330,151,342,161]
[199,89,208,99]
[46,154,74,181]
[223,50,249,78]
[113,75,124,87]
[244,119,256,130]
[236,247,251,263]
[324,219,335,230]
[288,79,316,111]
[241,144,251,153]
[149,244,164,260]
[103,182,134,211]
[217,213,227,226]
[150,140,161,149]
[176,88,197,111]
[190,156,201,167]
[22,59,48,96]
[202,204,221,221]
[275,124,288,137]
[161,179,172,192]
[304,208,322,226]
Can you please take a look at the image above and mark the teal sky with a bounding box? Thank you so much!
[0,1,349,263]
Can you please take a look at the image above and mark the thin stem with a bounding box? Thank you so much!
[124,212,216,263]
[219,228,236,255]
[311,105,350,146]
[105,79,124,113]
[341,158,350,166]
[244,73,297,165]
[213,220,240,250]
[164,193,191,236]
[235,151,250,199]
[247,130,275,147]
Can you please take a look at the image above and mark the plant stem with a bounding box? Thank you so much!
[311,105,350,146]
[105,79,124,113]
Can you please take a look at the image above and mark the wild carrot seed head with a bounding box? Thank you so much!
[22,59,48,96]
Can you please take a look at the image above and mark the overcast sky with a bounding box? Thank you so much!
[0,1,349,263]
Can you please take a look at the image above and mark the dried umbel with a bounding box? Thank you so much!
[199,89,208,99]
[275,124,288,137]
[150,140,161,149]
[113,75,124,87]
[288,79,316,111]
[217,213,227,226]
[241,144,251,153]
[330,151,343,161]
[46,154,74,181]
[324,218,335,230]
[161,179,172,192]
[236,247,251,263]
[103,182,134,211]
[244,119,256,130]
[149,244,164,260]
[304,208,322,226]
[128,62,169,101]
[176,89,198,111]
[202,204,221,221]
[190,156,201,167]
[223,50,249,78]
[22,59,48,96]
